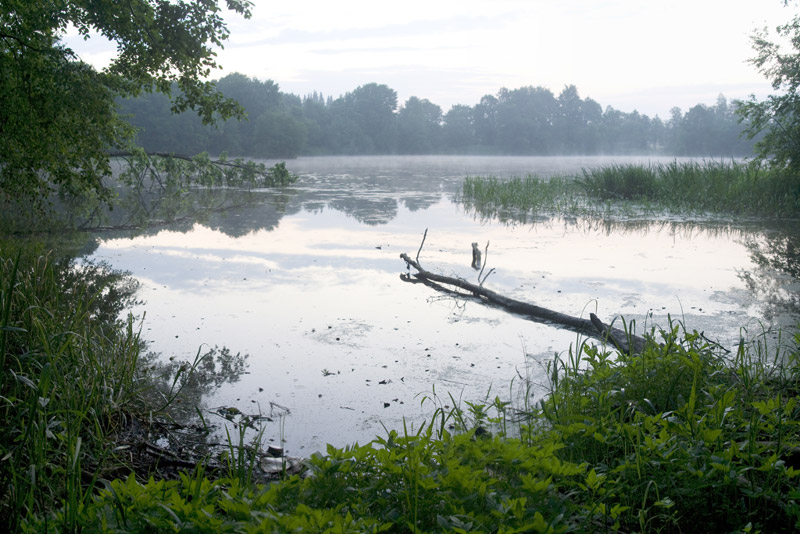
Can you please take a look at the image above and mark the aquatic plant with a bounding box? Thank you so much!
[578,160,799,217]
[461,161,800,221]
[460,174,591,222]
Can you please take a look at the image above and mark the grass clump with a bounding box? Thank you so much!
[460,175,590,222]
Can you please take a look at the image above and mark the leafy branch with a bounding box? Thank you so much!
[77,150,297,230]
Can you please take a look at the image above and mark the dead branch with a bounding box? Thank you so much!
[400,251,647,355]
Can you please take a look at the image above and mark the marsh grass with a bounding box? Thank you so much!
[460,174,594,222]
[461,161,800,221]
[578,161,800,216]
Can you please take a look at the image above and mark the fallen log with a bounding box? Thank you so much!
[400,251,647,355]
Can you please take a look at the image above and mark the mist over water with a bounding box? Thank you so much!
[89,155,795,454]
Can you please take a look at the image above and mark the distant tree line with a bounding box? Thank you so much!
[119,73,755,159]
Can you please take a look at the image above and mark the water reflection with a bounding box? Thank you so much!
[88,156,799,454]
[740,228,800,321]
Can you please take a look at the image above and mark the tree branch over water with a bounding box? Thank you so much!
[75,150,297,231]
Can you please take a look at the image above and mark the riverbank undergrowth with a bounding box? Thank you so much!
[20,318,800,533]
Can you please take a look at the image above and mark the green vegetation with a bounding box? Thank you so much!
[0,243,144,532]
[461,175,589,220]
[122,78,755,159]
[0,1,296,233]
[579,162,800,216]
[0,243,253,532]
[461,161,800,221]
[0,0,254,206]
[13,295,800,532]
[3,1,800,532]
[738,0,800,174]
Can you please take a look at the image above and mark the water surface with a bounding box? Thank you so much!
[89,155,798,454]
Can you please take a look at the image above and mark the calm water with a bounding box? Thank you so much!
[89,155,798,454]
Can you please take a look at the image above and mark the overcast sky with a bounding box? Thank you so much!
[71,0,793,118]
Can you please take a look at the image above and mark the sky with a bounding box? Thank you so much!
[70,0,793,119]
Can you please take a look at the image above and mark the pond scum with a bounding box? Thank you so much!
[3,163,800,533]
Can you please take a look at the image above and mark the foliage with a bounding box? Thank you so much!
[119,76,755,158]
[397,97,443,154]
[0,0,254,206]
[119,74,309,159]
[0,241,257,531]
[24,321,800,533]
[737,1,800,172]
[670,96,753,156]
[98,150,297,229]
[0,242,146,532]
[536,323,800,533]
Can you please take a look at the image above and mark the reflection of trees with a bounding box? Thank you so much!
[203,191,298,237]
[461,199,753,240]
[739,231,800,320]
[327,196,398,226]
[462,198,800,324]
[141,345,249,423]
[401,194,441,212]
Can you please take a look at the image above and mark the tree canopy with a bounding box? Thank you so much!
[121,77,753,159]
[0,0,253,206]
[738,1,800,171]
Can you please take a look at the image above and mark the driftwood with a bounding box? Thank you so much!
[400,251,647,355]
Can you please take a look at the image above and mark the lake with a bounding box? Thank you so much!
[88,155,799,455]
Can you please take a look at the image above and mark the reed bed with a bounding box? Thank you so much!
[462,161,800,220]
[579,161,800,217]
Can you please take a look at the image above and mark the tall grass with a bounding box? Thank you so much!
[579,160,800,217]
[461,161,800,220]
[0,243,145,532]
[460,174,596,223]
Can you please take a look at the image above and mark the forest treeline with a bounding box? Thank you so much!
[120,73,755,160]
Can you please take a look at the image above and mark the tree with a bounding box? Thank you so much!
[442,105,477,152]
[737,1,800,170]
[345,83,398,153]
[555,85,603,154]
[397,97,442,153]
[0,0,254,207]
[495,86,557,154]
[474,94,499,149]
